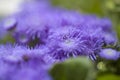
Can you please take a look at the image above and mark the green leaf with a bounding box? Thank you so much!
[97,74,120,80]
[50,57,96,80]
[0,33,14,44]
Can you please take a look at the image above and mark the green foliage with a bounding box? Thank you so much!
[52,0,103,16]
[97,74,120,80]
[0,33,14,44]
[50,57,96,80]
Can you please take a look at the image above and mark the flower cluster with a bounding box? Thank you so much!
[0,0,120,80]
[0,44,55,80]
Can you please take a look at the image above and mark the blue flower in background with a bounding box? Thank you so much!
[0,58,52,80]
[77,15,117,46]
[99,48,120,60]
[0,44,55,64]
[102,32,117,46]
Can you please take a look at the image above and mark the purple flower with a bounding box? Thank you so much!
[97,18,113,32]
[13,12,49,44]
[102,32,117,46]
[0,44,55,64]
[99,48,120,60]
[12,67,52,80]
[5,0,53,45]
[77,15,117,46]
[0,44,54,80]
[47,26,103,60]
[0,59,52,80]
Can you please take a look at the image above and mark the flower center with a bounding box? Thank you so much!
[106,50,115,56]
[60,39,76,51]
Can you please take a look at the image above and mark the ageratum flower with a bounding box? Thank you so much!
[9,1,85,45]
[102,32,117,46]
[86,17,117,46]
[0,44,54,80]
[99,48,120,60]
[78,15,117,46]
[0,45,30,62]
[13,11,50,44]
[48,26,104,60]
[0,61,17,80]
[12,67,52,80]
[98,18,113,32]
[0,58,52,80]
[4,0,52,45]
[0,44,55,64]
[11,1,65,45]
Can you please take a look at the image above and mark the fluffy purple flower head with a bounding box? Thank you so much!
[86,17,117,46]
[0,58,52,80]
[5,0,53,45]
[48,26,103,60]
[13,12,49,44]
[99,48,120,60]
[78,15,117,46]
[102,32,117,46]
[12,67,52,80]
[0,61,18,80]
[0,44,55,64]
[0,44,55,80]
[98,18,113,32]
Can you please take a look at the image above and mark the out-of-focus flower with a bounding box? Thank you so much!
[77,15,117,46]
[0,59,52,80]
[99,48,120,60]
[0,44,54,80]
[12,67,52,80]
[102,32,117,46]
[0,44,55,63]
[9,0,53,45]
